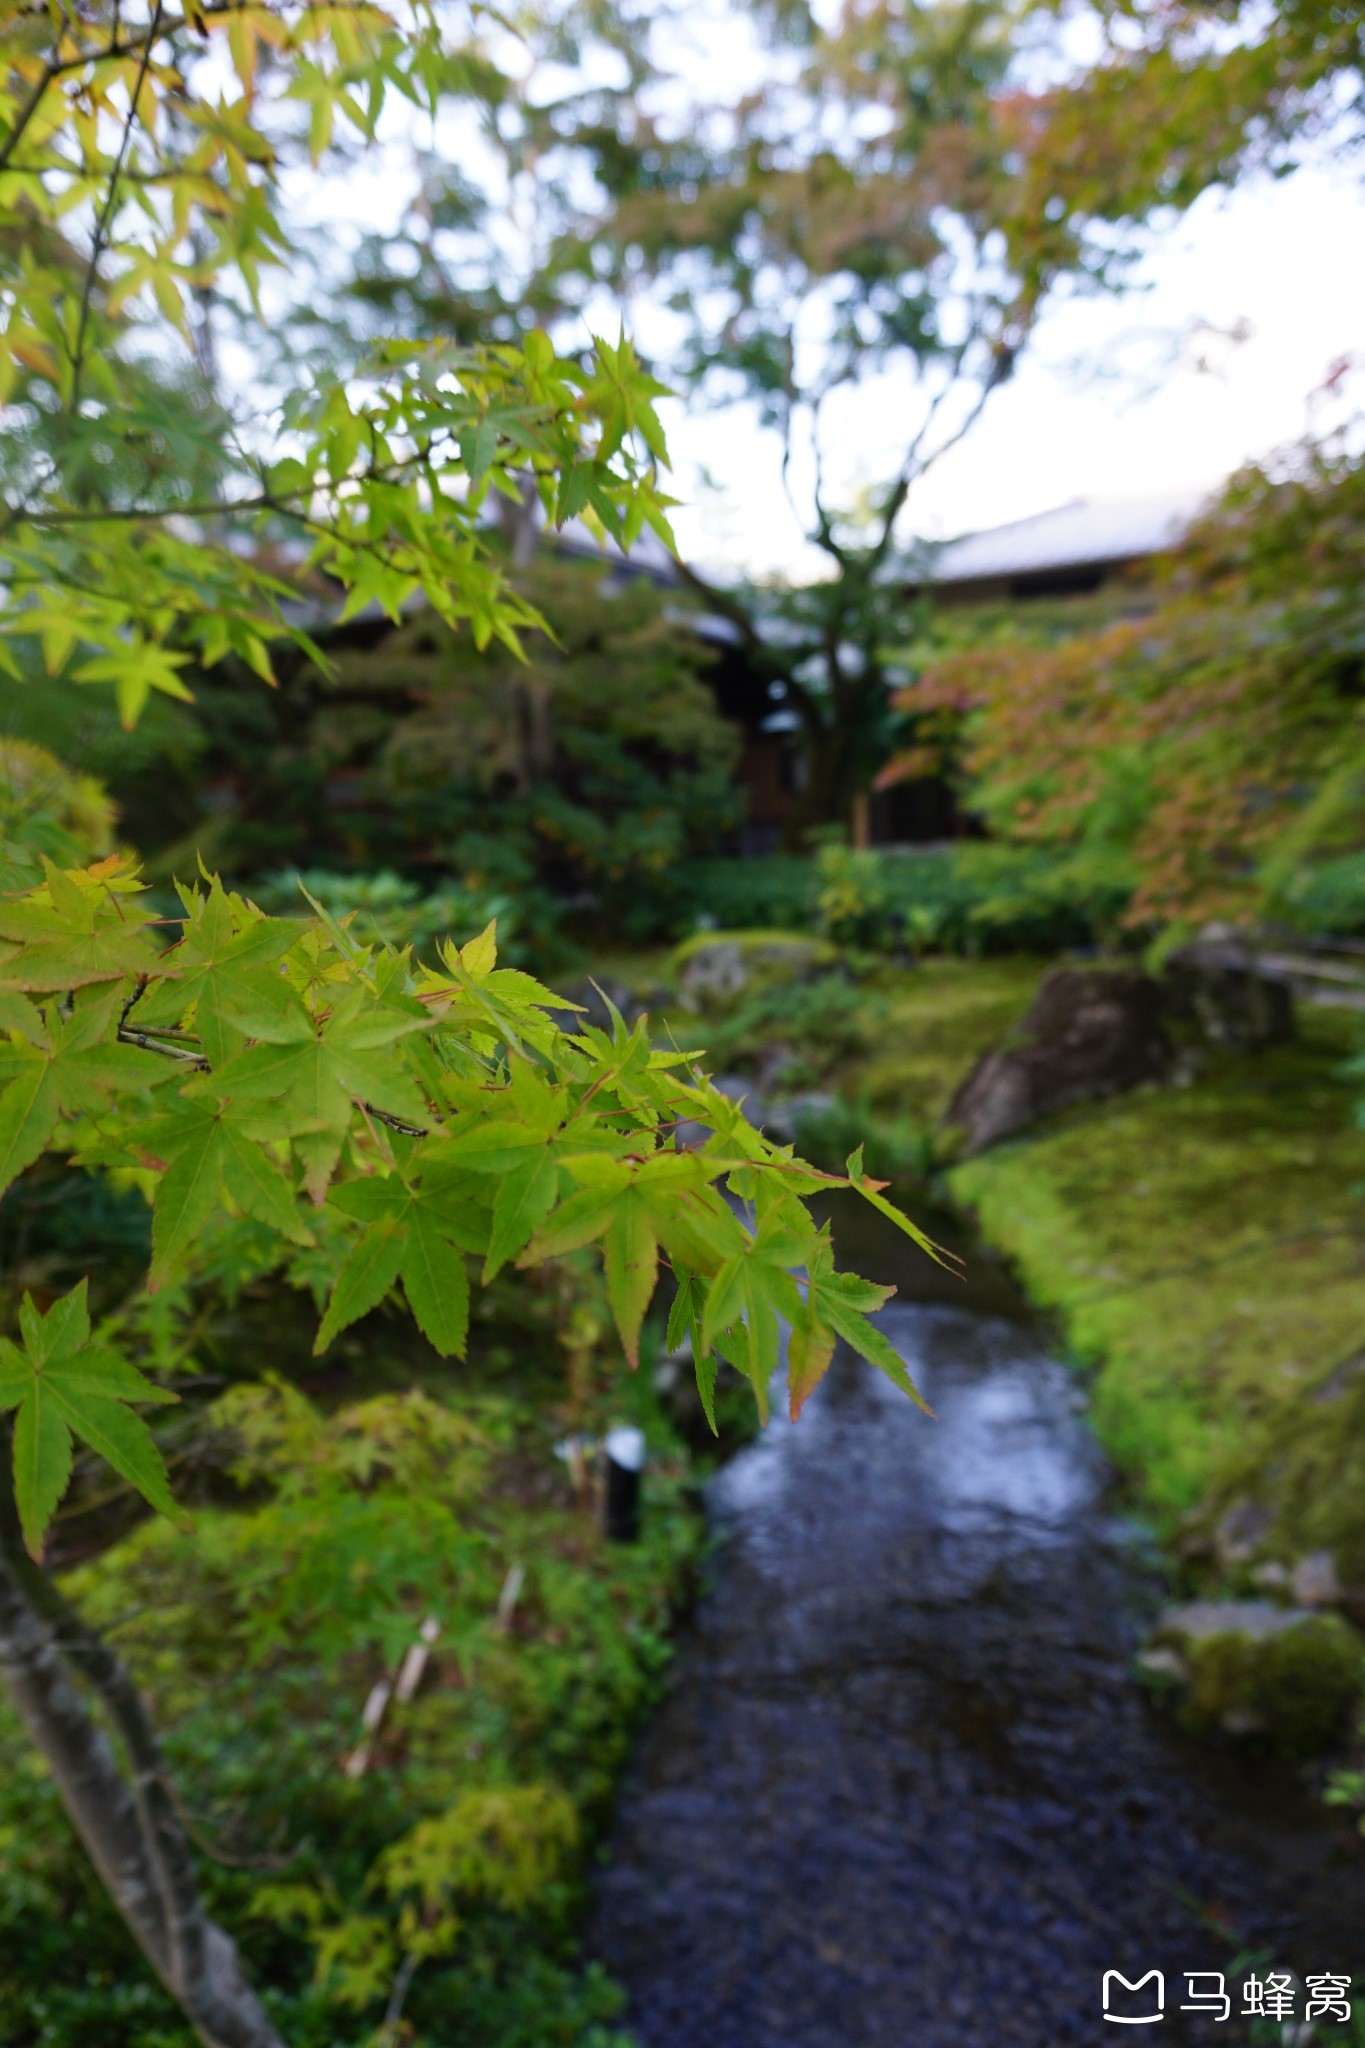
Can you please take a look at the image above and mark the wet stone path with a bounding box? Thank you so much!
[589,1289,1365,2047]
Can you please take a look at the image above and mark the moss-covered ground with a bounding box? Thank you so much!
[948,1007,1365,1572]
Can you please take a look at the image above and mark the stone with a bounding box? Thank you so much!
[1135,1646,1186,1684]
[1291,1550,1342,1607]
[941,968,1170,1158]
[1215,1497,1274,1567]
[1151,1601,1364,1754]
[1163,936,1295,1048]
[674,932,835,1010]
[1157,1600,1309,1643]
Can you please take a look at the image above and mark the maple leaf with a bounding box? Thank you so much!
[0,859,162,992]
[0,985,165,1199]
[0,1283,183,1558]
[796,1239,933,1420]
[139,1093,314,1289]
[137,879,298,1063]
[213,991,431,1199]
[322,1176,481,1357]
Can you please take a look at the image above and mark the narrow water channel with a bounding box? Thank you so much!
[589,1211,1365,2046]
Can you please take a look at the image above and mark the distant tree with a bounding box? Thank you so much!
[887,440,1365,932]
[576,0,1365,836]
[300,0,1091,837]
[570,0,1114,835]
[1004,0,1364,256]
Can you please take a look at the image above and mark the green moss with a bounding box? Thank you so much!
[1174,1615,1364,1757]
[947,1013,1365,1546]
[845,956,1046,1126]
[667,927,838,974]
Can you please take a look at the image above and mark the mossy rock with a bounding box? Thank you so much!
[1154,1602,1364,1757]
[669,930,839,1009]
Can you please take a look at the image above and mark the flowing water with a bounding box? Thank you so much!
[589,1212,1365,2046]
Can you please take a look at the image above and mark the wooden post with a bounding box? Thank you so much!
[851,791,871,850]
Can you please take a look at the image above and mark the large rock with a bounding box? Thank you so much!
[1147,1601,1363,1753]
[942,968,1170,1157]
[1163,934,1294,1048]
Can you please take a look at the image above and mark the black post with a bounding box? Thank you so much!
[603,1425,646,1542]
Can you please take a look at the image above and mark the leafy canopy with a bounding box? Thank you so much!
[0,0,677,723]
[0,859,934,1553]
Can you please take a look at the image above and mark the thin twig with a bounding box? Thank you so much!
[69,1,165,411]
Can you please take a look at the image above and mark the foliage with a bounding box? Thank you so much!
[0,860,934,1555]
[178,554,740,941]
[815,839,890,950]
[684,971,876,1093]
[0,1321,700,2046]
[0,0,678,727]
[1012,0,1365,264]
[786,1093,936,1188]
[0,740,116,890]
[1170,1612,1364,1759]
[1276,853,1365,941]
[891,444,1365,932]
[676,855,820,935]
[672,844,1136,954]
[565,0,1365,829]
[457,0,1117,829]
[254,866,547,969]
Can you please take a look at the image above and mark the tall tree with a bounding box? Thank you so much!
[568,0,1364,836]
[295,0,1066,837]
[572,0,1075,835]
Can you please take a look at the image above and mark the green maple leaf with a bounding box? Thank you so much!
[0,985,165,1199]
[139,880,298,1064]
[140,1094,314,1289]
[0,861,162,992]
[483,1147,560,1280]
[799,1240,933,1418]
[213,992,431,1199]
[0,1282,183,1558]
[603,1189,658,1368]
[323,1177,479,1357]
[699,1216,815,1423]
[666,1270,718,1434]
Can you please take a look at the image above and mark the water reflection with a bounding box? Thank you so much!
[590,1283,1365,2048]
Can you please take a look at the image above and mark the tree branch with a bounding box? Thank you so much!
[0,1497,287,2048]
[68,1,164,411]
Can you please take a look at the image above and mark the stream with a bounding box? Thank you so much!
[588,1211,1365,2046]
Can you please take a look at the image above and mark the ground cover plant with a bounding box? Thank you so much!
[0,1258,707,2047]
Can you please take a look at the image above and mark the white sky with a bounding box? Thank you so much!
[662,150,1365,579]
[247,15,1365,589]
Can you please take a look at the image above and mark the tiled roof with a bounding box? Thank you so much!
[922,486,1214,585]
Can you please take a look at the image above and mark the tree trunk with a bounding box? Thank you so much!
[0,1522,286,2048]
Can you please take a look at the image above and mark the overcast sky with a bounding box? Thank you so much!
[661,149,1365,580]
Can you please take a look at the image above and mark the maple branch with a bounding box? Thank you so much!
[69,0,164,412]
